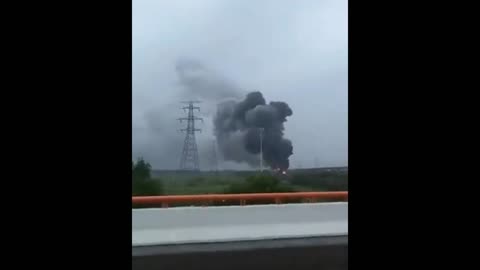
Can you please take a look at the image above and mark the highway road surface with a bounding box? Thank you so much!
[132,202,348,270]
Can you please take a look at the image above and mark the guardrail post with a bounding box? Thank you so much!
[201,200,213,207]
[240,199,246,206]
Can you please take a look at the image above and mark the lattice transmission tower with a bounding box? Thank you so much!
[178,101,203,171]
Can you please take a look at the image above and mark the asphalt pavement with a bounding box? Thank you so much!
[132,236,348,270]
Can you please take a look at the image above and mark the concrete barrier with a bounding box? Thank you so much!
[132,202,348,270]
[133,202,347,247]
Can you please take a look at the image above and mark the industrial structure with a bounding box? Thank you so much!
[178,101,203,171]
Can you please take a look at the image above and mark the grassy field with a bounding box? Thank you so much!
[151,167,348,195]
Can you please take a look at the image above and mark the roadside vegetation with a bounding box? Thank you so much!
[132,158,163,196]
[132,158,347,207]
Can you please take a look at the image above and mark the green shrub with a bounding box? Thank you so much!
[132,158,163,196]
[289,172,348,191]
[132,178,163,196]
[225,174,293,194]
[186,177,206,187]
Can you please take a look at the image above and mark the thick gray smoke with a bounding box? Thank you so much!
[175,59,242,101]
[135,58,293,170]
[214,91,293,170]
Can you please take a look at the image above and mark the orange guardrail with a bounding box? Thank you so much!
[132,191,348,208]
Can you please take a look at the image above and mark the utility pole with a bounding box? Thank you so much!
[211,139,219,173]
[259,127,264,172]
[178,101,203,171]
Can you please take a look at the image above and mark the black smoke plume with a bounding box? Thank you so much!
[214,91,293,170]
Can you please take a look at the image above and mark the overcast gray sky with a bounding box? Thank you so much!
[132,0,348,170]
